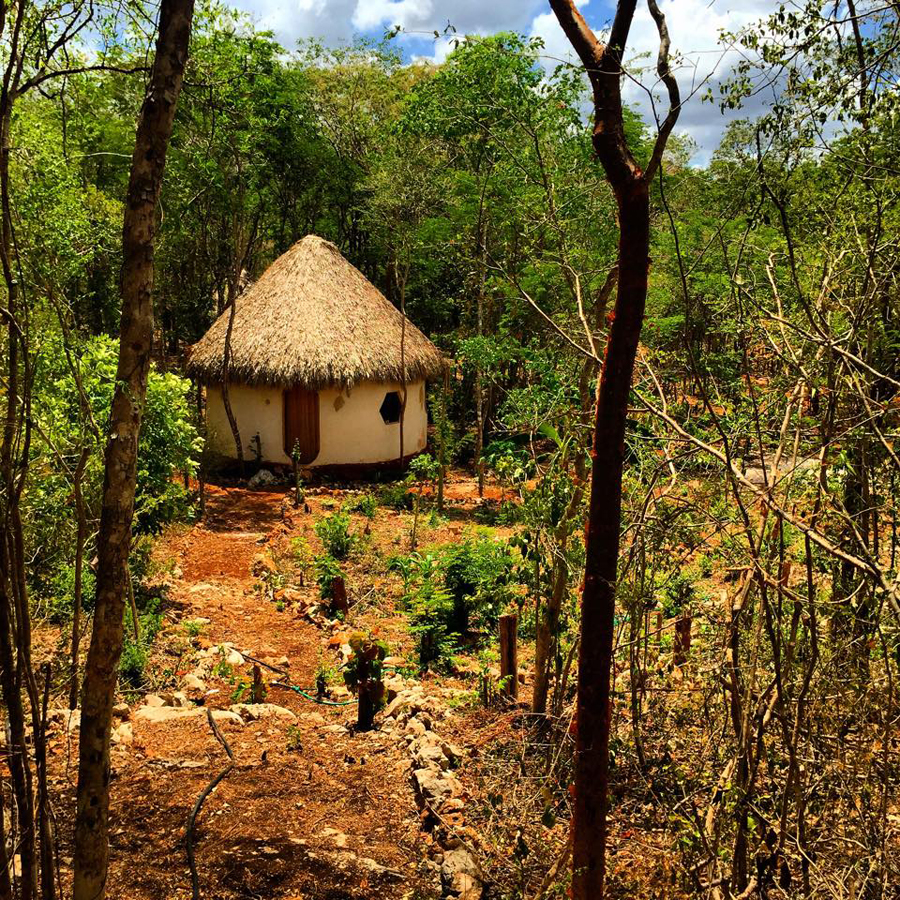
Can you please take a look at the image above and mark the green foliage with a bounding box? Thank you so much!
[391,535,521,669]
[314,553,344,602]
[46,564,96,625]
[377,479,413,511]
[119,595,163,689]
[314,511,356,559]
[345,493,378,518]
[28,334,200,623]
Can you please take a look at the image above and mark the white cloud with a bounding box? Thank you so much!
[530,0,780,163]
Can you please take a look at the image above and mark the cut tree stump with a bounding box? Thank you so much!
[499,614,518,701]
[331,576,349,618]
[673,615,692,666]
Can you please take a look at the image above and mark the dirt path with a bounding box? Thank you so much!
[52,484,431,900]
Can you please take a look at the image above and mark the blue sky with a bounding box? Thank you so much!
[227,0,781,163]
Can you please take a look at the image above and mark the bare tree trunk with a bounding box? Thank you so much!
[0,87,38,900]
[548,3,679,897]
[69,446,89,709]
[73,2,194,896]
[220,281,244,476]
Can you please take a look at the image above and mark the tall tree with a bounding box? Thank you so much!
[72,0,195,896]
[547,2,679,897]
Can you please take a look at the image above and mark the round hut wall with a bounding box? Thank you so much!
[204,379,427,467]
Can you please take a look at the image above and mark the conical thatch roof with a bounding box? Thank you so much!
[187,236,446,390]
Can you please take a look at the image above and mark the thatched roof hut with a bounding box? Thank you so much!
[187,234,445,390]
[189,235,445,470]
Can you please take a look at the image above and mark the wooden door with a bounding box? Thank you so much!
[283,386,320,464]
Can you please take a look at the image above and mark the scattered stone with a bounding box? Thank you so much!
[112,702,130,721]
[441,848,483,900]
[134,706,243,726]
[251,554,276,578]
[411,767,462,809]
[321,826,348,848]
[225,650,244,666]
[183,673,207,692]
[248,468,278,488]
[47,708,80,731]
[230,703,298,722]
[405,718,426,740]
[111,723,133,746]
[144,694,166,708]
[411,735,451,772]
[188,616,211,626]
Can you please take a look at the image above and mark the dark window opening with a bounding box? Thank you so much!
[379,391,402,424]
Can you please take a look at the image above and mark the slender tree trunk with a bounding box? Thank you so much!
[69,445,89,709]
[571,175,650,899]
[548,3,679,897]
[73,2,194,896]
[221,280,244,475]
[0,88,39,900]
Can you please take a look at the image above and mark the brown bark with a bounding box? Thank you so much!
[547,2,679,897]
[499,614,519,700]
[69,445,89,709]
[72,1,194,896]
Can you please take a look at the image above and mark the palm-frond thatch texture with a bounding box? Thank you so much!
[188,235,445,390]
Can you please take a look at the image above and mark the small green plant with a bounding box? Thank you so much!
[314,511,356,559]
[230,680,249,703]
[212,655,234,681]
[291,440,306,507]
[119,593,163,687]
[184,619,205,638]
[286,725,304,752]
[346,493,378,518]
[290,535,314,586]
[409,453,440,551]
[315,553,344,601]
[377,478,413,511]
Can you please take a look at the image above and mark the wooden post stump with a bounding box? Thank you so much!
[331,575,349,618]
[654,610,663,645]
[673,614,692,666]
[499,614,518,701]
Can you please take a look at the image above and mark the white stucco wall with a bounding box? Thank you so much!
[206,379,428,467]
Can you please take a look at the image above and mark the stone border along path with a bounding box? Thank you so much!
[379,676,485,900]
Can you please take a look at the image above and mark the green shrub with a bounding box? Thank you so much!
[119,595,163,688]
[46,564,96,624]
[346,493,378,518]
[404,555,457,670]
[314,511,356,559]
[392,536,521,668]
[315,553,344,601]
[442,536,519,634]
[377,479,413,511]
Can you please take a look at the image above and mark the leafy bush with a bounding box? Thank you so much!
[315,553,344,601]
[119,594,163,688]
[46,564,96,624]
[377,479,413,511]
[314,511,356,559]
[404,554,458,670]
[346,493,378,518]
[442,536,520,634]
[392,535,522,668]
[28,334,200,623]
